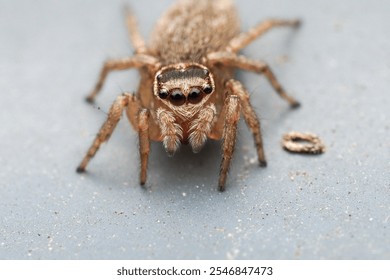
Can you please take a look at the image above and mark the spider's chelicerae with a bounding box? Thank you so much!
[77,0,301,191]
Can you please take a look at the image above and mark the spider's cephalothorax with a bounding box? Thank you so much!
[77,0,301,191]
[152,63,217,154]
[154,63,215,109]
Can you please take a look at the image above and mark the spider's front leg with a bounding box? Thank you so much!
[77,93,152,186]
[76,94,130,173]
[137,109,150,185]
[219,95,241,192]
[123,94,152,185]
[122,94,153,185]
[226,79,267,167]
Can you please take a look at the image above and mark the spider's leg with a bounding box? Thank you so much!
[226,79,267,166]
[208,52,300,108]
[218,95,241,191]
[77,94,130,173]
[122,93,152,185]
[227,19,300,53]
[137,108,150,185]
[124,6,148,54]
[86,55,158,103]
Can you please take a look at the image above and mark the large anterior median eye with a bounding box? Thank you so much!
[169,89,186,106]
[188,87,203,104]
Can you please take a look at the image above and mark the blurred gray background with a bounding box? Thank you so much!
[0,0,389,259]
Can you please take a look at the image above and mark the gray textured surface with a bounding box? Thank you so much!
[0,0,389,259]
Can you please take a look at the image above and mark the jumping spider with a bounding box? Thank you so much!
[77,0,301,191]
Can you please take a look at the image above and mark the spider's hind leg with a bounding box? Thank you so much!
[227,19,300,53]
[124,6,148,54]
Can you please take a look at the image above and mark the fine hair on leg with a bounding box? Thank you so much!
[86,55,158,103]
[207,52,300,108]
[227,19,300,52]
[124,6,148,54]
[77,94,130,173]
[226,79,267,166]
[137,109,150,185]
[219,95,241,191]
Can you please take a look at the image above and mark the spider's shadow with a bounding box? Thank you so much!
[146,139,223,191]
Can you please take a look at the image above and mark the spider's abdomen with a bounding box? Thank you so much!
[150,0,240,65]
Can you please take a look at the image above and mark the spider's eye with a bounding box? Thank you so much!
[188,87,203,104]
[158,89,169,99]
[203,85,213,94]
[169,89,185,106]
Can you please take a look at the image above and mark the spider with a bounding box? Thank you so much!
[76,0,300,191]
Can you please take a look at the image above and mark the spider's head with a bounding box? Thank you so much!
[153,63,215,107]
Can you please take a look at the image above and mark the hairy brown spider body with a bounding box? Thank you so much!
[77,0,301,191]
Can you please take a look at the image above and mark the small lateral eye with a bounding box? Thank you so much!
[169,89,185,106]
[188,87,203,104]
[157,74,163,82]
[158,89,169,99]
[203,85,213,94]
